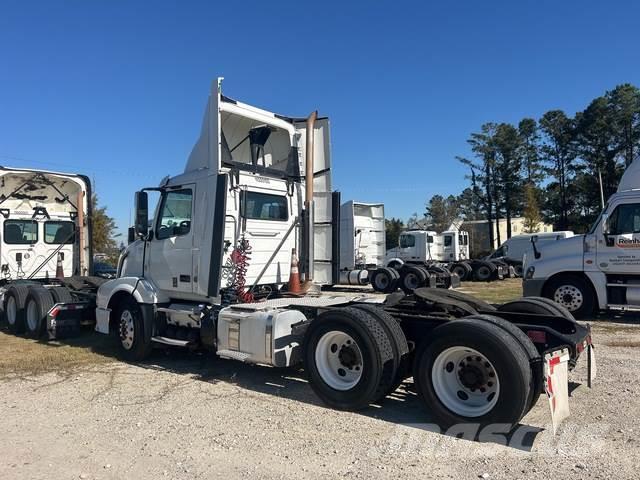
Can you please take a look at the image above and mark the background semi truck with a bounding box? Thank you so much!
[96,78,593,430]
[524,156,640,318]
[385,229,509,282]
[0,167,104,338]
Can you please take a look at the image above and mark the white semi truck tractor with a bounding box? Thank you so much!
[0,167,105,338]
[524,156,640,319]
[96,78,594,430]
[385,229,507,283]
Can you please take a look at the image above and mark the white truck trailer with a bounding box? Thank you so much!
[524,156,640,319]
[0,167,104,338]
[96,78,593,430]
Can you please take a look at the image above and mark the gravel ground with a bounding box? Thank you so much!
[1,317,639,480]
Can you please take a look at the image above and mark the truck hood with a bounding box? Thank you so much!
[527,234,585,276]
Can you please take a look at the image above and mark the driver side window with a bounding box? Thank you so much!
[156,189,193,240]
[609,203,640,235]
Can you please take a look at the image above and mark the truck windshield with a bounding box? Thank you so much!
[3,219,38,244]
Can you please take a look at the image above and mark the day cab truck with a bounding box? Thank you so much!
[96,78,594,431]
[0,167,105,338]
[524,156,640,319]
[385,229,508,283]
[488,231,574,277]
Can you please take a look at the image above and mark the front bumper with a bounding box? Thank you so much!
[523,278,545,297]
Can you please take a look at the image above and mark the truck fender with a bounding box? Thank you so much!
[584,271,607,309]
[386,258,405,270]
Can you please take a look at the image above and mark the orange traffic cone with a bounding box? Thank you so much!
[55,253,64,279]
[288,248,301,294]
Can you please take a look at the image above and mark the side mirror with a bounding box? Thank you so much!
[127,227,136,244]
[601,213,610,235]
[134,191,149,237]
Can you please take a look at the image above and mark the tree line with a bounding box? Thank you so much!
[386,84,640,250]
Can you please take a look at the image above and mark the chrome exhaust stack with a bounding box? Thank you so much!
[304,111,318,284]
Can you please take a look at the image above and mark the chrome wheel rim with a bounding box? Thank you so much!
[119,309,135,350]
[432,346,500,417]
[315,331,363,390]
[553,285,583,311]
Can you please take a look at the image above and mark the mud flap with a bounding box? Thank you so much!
[587,343,597,388]
[544,348,570,434]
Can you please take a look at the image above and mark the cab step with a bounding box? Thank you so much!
[607,304,640,312]
[151,336,192,347]
[216,349,252,362]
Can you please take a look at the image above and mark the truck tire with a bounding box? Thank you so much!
[49,286,74,304]
[473,261,495,282]
[542,275,595,319]
[526,296,575,321]
[353,303,410,396]
[304,307,395,410]
[451,263,470,281]
[4,285,30,334]
[24,287,55,338]
[400,265,428,293]
[387,260,403,271]
[370,267,397,293]
[413,319,531,430]
[462,314,542,413]
[113,296,153,361]
[513,263,524,277]
[498,297,570,319]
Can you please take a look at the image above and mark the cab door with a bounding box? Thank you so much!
[597,200,640,275]
[147,186,195,296]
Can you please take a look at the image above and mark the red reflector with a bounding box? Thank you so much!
[527,330,546,343]
[50,307,61,317]
[577,342,585,353]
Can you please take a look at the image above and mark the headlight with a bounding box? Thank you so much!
[525,266,535,279]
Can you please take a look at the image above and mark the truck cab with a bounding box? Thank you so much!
[96,78,336,356]
[524,157,640,318]
[0,168,91,280]
[385,230,438,267]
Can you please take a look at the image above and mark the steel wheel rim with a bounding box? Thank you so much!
[478,266,490,278]
[315,330,363,390]
[553,285,583,311]
[119,309,135,350]
[374,274,389,290]
[26,300,39,332]
[432,346,500,417]
[404,272,420,290]
[6,296,17,326]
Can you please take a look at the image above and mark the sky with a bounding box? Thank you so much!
[2,0,640,238]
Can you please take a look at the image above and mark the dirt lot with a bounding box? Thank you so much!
[1,279,639,479]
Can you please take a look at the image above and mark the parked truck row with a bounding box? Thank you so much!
[1,78,594,431]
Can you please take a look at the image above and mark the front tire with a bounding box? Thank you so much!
[414,319,531,430]
[543,275,594,319]
[113,296,152,361]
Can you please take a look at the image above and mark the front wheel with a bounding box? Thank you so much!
[414,319,531,430]
[544,275,594,319]
[113,296,152,361]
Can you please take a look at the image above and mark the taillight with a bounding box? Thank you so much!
[527,330,547,343]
